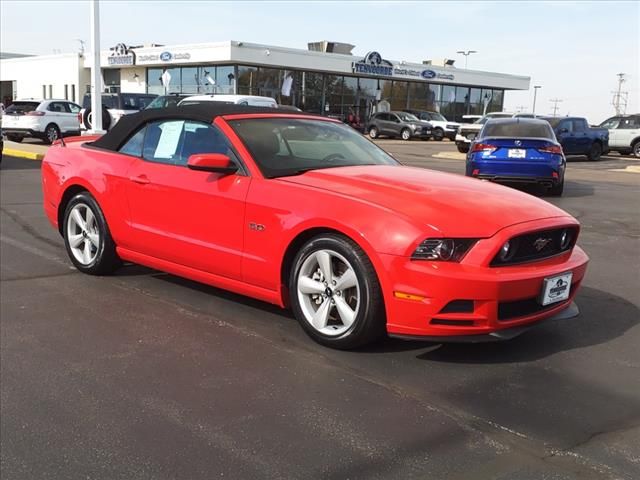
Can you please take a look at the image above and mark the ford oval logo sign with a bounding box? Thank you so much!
[421,69,437,79]
[160,51,173,62]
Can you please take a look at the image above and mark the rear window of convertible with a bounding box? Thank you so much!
[228,118,398,178]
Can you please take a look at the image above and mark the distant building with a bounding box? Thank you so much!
[0,40,530,122]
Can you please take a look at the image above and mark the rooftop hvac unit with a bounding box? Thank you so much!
[307,41,355,55]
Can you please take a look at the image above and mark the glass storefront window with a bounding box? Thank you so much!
[147,67,180,95]
[324,75,343,117]
[408,82,431,110]
[237,65,258,95]
[469,88,482,105]
[492,89,504,111]
[258,67,284,100]
[180,67,199,94]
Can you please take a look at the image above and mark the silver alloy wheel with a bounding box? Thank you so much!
[401,129,411,140]
[67,203,100,265]
[369,127,378,139]
[634,142,640,158]
[296,249,360,337]
[46,125,59,143]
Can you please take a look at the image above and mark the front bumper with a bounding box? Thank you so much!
[411,128,432,138]
[380,218,589,339]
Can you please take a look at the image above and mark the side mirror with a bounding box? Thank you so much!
[187,153,237,174]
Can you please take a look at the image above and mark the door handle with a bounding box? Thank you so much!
[129,174,150,185]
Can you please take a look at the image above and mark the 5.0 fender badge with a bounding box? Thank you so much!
[249,222,265,232]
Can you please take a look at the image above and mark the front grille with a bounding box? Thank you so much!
[498,285,575,321]
[446,124,458,130]
[491,227,578,266]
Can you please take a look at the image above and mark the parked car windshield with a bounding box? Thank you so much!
[599,117,621,129]
[397,113,419,122]
[230,118,399,178]
[145,95,186,109]
[482,121,555,139]
[430,112,447,122]
[5,101,39,114]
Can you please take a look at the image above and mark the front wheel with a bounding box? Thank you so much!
[289,234,385,349]
[63,192,121,275]
[633,141,640,158]
[433,128,444,141]
[401,128,411,141]
[457,143,469,154]
[587,142,602,161]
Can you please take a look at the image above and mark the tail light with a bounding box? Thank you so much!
[538,145,563,154]
[470,143,497,154]
[26,111,46,116]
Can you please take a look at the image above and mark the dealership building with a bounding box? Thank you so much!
[0,40,530,122]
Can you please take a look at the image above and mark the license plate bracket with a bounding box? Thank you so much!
[508,149,526,158]
[539,272,573,306]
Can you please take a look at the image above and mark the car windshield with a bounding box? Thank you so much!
[229,118,399,178]
[599,117,621,129]
[5,101,39,114]
[546,118,564,128]
[397,113,419,122]
[430,112,447,122]
[145,96,185,109]
[482,121,555,139]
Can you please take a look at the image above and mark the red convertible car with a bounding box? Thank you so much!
[41,104,589,349]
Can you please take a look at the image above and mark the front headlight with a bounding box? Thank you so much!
[412,238,477,261]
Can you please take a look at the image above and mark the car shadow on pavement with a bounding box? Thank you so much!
[0,157,42,170]
[502,181,595,199]
[414,286,638,364]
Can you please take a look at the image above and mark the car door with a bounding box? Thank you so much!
[618,116,640,149]
[555,119,576,154]
[65,102,82,133]
[46,102,67,131]
[124,119,251,279]
[571,118,590,152]
[387,113,402,136]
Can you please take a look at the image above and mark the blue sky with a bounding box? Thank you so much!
[1,0,637,123]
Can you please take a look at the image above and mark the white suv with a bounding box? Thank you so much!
[2,99,81,144]
[79,93,157,131]
[455,112,519,153]
[178,94,278,108]
[599,114,640,157]
[403,110,459,141]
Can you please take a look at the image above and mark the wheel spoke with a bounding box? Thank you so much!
[85,207,95,230]
[87,232,100,248]
[334,296,356,328]
[71,209,86,230]
[335,268,357,291]
[68,233,84,248]
[315,250,333,284]
[83,240,93,264]
[298,275,325,295]
[311,299,331,330]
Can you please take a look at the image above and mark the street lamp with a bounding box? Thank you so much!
[456,50,477,69]
[532,85,542,115]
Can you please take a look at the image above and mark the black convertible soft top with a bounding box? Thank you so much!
[88,103,297,151]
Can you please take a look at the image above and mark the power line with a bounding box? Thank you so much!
[612,73,628,115]
[549,98,563,117]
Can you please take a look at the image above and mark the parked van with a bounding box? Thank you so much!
[178,94,278,108]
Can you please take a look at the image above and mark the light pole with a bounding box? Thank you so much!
[88,0,104,134]
[456,50,477,69]
[532,85,542,115]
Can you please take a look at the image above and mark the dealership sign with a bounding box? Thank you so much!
[137,50,192,64]
[353,51,455,81]
[108,43,135,66]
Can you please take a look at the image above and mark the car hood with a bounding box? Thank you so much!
[279,165,570,237]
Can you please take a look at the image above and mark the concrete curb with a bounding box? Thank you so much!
[3,147,45,161]
[610,165,640,174]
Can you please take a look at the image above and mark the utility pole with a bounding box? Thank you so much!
[612,73,628,115]
[550,98,563,117]
[88,0,104,134]
[532,85,542,115]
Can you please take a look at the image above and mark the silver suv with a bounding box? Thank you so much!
[366,111,433,141]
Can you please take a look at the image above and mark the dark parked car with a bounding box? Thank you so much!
[546,117,609,161]
[466,118,566,196]
[367,111,433,140]
[145,93,191,110]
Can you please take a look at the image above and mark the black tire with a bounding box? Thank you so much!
[633,141,640,158]
[369,126,379,139]
[457,143,469,154]
[7,134,23,143]
[433,128,445,141]
[42,123,61,145]
[82,107,111,131]
[548,178,564,196]
[63,192,121,275]
[289,234,386,349]
[401,128,411,141]
[587,142,602,161]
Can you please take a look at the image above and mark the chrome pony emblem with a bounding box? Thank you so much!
[514,140,522,146]
[533,237,552,251]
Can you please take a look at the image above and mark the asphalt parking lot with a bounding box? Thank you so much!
[1,142,639,479]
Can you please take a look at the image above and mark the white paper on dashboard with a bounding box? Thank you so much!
[154,120,184,159]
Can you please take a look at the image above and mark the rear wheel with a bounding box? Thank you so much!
[401,128,411,141]
[43,123,61,145]
[633,141,640,158]
[368,126,379,139]
[63,192,120,275]
[587,142,602,161]
[457,143,469,154]
[289,234,385,349]
[433,128,444,141]
[548,178,564,196]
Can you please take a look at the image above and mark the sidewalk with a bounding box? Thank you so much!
[3,140,49,160]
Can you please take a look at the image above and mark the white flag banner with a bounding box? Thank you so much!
[161,70,172,88]
[281,75,293,97]
[206,74,215,86]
